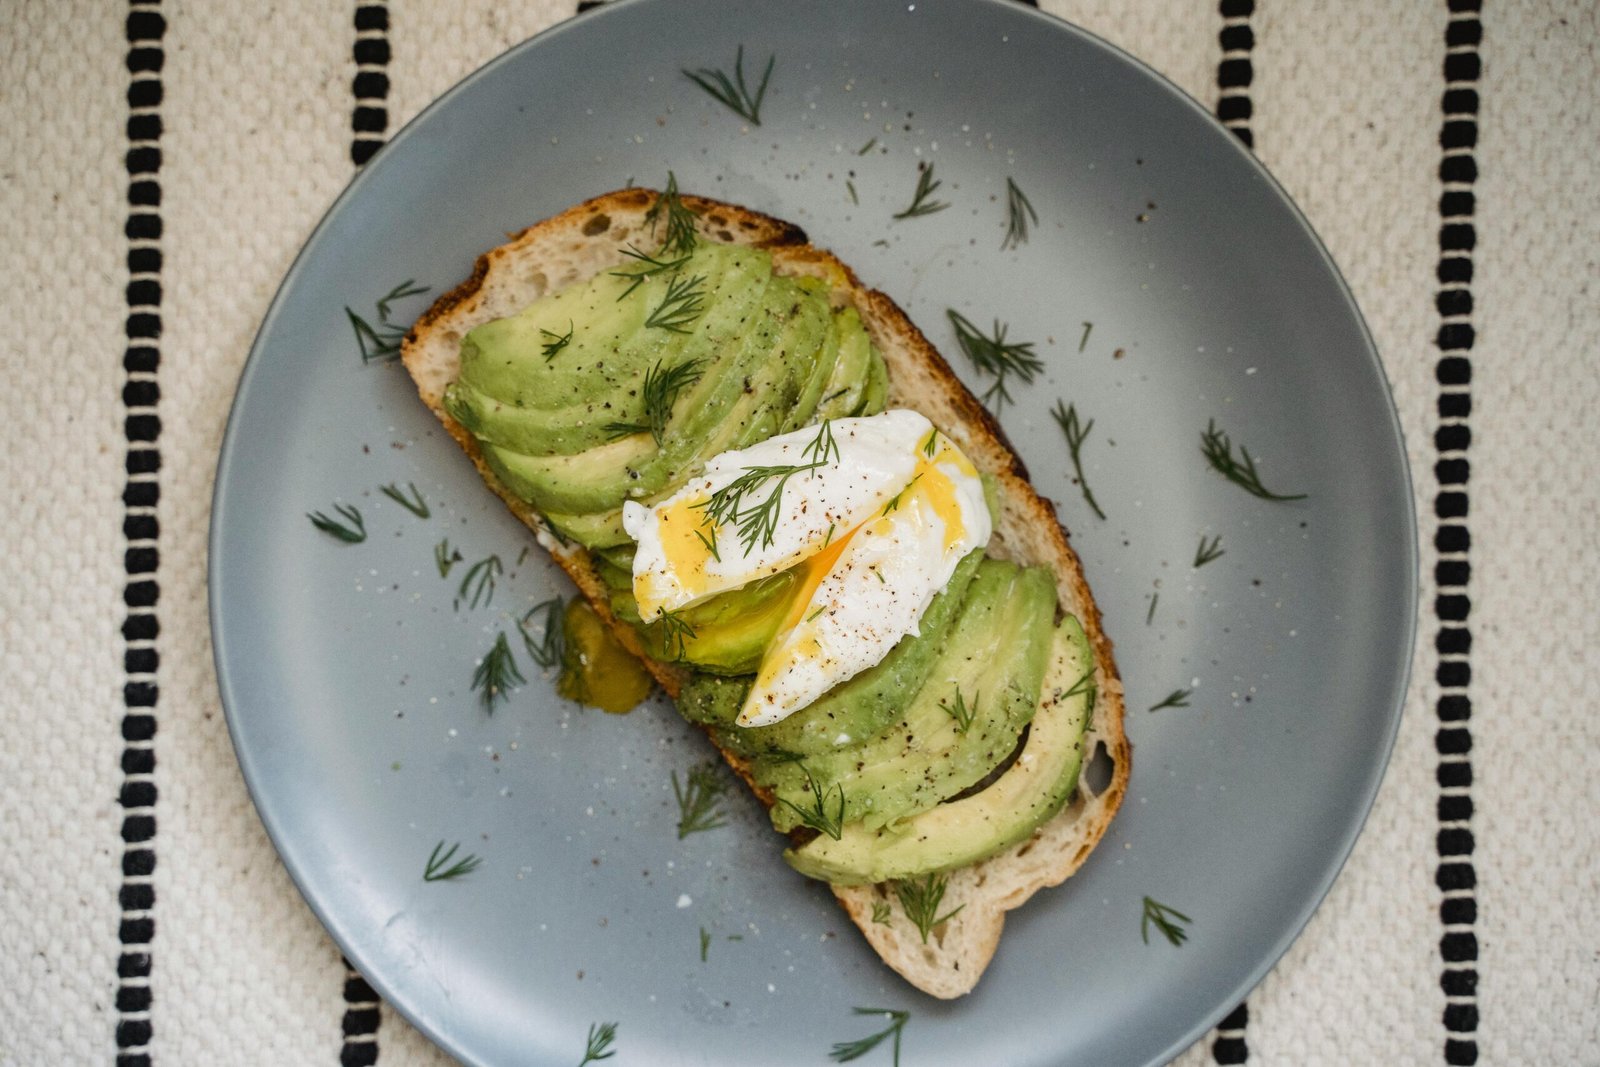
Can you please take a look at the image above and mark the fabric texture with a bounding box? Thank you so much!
[1,1,1595,1063]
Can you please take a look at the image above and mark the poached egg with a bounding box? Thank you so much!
[622,409,991,728]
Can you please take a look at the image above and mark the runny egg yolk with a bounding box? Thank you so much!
[634,493,713,615]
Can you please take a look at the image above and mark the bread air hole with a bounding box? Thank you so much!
[1083,739,1114,797]
[582,213,611,236]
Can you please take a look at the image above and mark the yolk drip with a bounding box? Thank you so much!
[638,494,712,615]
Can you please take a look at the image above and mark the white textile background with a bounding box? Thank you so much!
[0,1,1595,1064]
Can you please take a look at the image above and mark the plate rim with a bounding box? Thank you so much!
[209,1,1420,1063]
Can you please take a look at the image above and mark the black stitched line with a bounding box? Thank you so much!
[119,3,164,1065]
[351,2,390,165]
[1435,2,1479,1064]
[338,6,391,1062]
[1216,0,1255,148]
[340,958,382,1066]
[1210,4,1255,1059]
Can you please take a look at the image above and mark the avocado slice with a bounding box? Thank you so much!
[757,561,1057,833]
[611,569,801,675]
[813,307,874,422]
[486,277,828,515]
[674,550,984,758]
[447,244,773,457]
[784,614,1094,885]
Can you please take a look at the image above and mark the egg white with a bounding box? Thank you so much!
[622,410,932,620]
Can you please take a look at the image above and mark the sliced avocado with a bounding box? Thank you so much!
[758,561,1057,833]
[542,506,631,550]
[785,614,1094,885]
[610,569,801,675]
[813,307,874,421]
[779,284,844,434]
[680,549,984,759]
[855,344,889,417]
[484,271,824,514]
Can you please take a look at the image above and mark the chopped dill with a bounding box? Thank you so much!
[423,840,482,882]
[1001,176,1038,250]
[379,481,429,519]
[672,760,729,838]
[892,161,949,220]
[307,503,365,543]
[682,45,774,125]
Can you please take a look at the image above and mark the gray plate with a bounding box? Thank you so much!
[211,1,1416,1064]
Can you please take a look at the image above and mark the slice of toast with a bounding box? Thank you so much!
[402,187,1130,998]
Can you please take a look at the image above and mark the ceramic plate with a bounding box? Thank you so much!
[212,1,1416,1063]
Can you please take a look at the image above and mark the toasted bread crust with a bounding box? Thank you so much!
[401,188,1129,998]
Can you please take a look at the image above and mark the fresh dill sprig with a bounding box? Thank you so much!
[577,1021,618,1066]
[700,463,819,554]
[857,137,877,156]
[699,926,712,961]
[610,245,693,300]
[880,473,922,516]
[540,322,573,361]
[1079,321,1094,352]
[1001,176,1038,250]
[870,900,892,924]
[774,761,846,840]
[1063,669,1096,704]
[1141,896,1191,946]
[1145,592,1159,624]
[892,161,949,220]
[830,1007,909,1065]
[380,481,429,519]
[434,538,463,577]
[656,607,698,662]
[1148,688,1192,711]
[1194,534,1225,567]
[1200,419,1307,501]
[307,503,366,543]
[693,422,840,554]
[921,429,940,458]
[672,760,729,838]
[473,631,524,712]
[893,872,964,944]
[423,840,482,882]
[517,596,564,669]
[802,418,841,464]
[682,45,774,125]
[1051,399,1107,521]
[644,273,708,334]
[946,310,1043,412]
[346,279,429,363]
[938,687,978,733]
[694,525,721,562]
[846,179,859,205]
[456,555,503,611]
[605,357,705,444]
[644,172,699,258]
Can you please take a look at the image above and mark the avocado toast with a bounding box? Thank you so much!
[401,185,1130,998]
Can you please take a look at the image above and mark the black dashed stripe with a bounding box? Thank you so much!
[1210,4,1255,1060]
[119,3,163,1064]
[351,3,390,165]
[1435,2,1479,1064]
[340,958,382,1066]
[1212,1001,1249,1064]
[1216,0,1255,148]
[339,7,392,1061]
